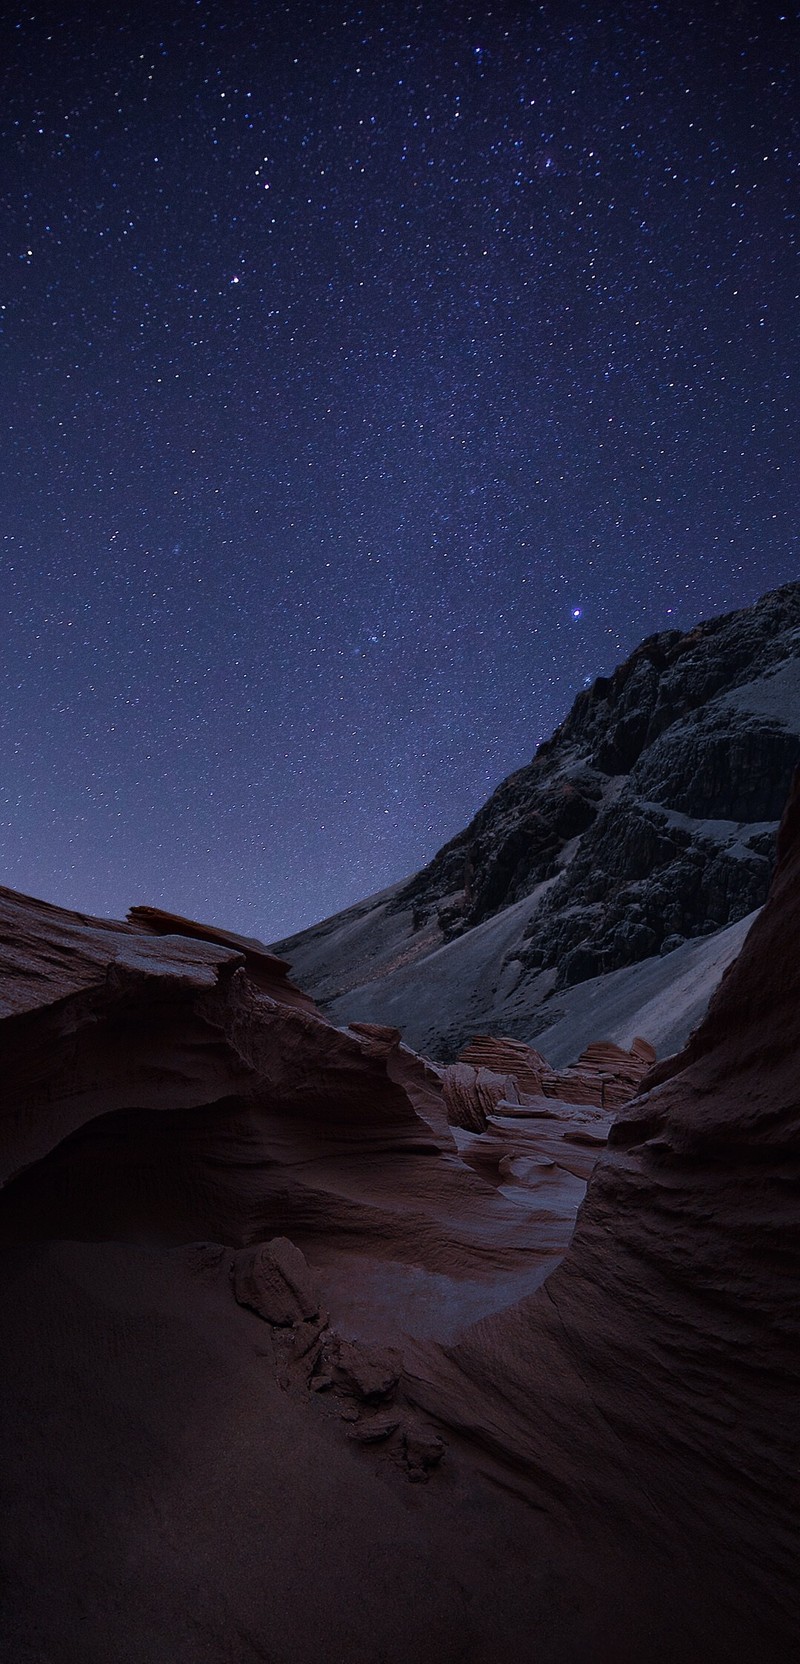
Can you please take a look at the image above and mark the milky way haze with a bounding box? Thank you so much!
[2,0,797,937]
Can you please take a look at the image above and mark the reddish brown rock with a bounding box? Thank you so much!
[457,1030,655,1111]
[0,883,220,1020]
[317,1334,402,1402]
[127,902,317,1009]
[1,785,798,1664]
[458,1035,547,1095]
[401,1423,446,1482]
[404,776,800,1662]
[451,1087,614,1197]
[540,1034,656,1108]
[233,1236,321,1325]
[346,1020,454,1146]
[441,1061,521,1132]
[0,882,580,1338]
[346,1410,401,1444]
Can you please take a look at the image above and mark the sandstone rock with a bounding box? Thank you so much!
[2,780,799,1657]
[457,1035,547,1094]
[543,1036,655,1109]
[0,882,597,1355]
[441,1062,520,1132]
[345,1020,403,1055]
[127,904,316,1010]
[0,883,241,1022]
[233,1237,320,1326]
[403,769,800,1661]
[348,1022,454,1146]
[346,1411,401,1443]
[401,1424,446,1482]
[319,1335,401,1402]
[456,1033,654,1113]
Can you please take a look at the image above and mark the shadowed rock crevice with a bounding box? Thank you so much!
[0,1095,442,1249]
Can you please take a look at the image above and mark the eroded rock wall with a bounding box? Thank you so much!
[405,771,800,1660]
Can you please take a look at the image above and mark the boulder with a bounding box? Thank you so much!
[233,1237,321,1325]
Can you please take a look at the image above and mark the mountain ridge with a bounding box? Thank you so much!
[272,581,800,1057]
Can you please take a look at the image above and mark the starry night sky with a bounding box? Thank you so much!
[2,0,798,938]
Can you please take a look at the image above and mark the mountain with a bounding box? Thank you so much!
[273,581,800,1058]
[1,758,799,1660]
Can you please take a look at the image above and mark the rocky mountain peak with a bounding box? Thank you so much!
[403,580,800,945]
[273,582,800,1059]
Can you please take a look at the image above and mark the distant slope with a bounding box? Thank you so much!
[316,907,757,1067]
[273,583,800,1057]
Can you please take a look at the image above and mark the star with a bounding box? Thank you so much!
[0,1,794,938]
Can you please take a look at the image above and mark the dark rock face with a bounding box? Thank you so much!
[524,794,773,988]
[405,764,606,935]
[275,583,800,1024]
[233,1237,322,1325]
[631,707,800,821]
[406,583,800,968]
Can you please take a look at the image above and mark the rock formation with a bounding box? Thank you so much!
[272,582,800,1057]
[1,749,799,1659]
[457,1032,656,1108]
[404,769,800,1662]
[0,882,626,1336]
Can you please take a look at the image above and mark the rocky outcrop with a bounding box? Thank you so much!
[456,1035,549,1095]
[457,1033,655,1109]
[441,1062,518,1132]
[401,769,800,1660]
[0,884,616,1332]
[1,787,799,1659]
[273,583,800,1057]
[127,902,318,1008]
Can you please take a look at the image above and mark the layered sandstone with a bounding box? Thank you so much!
[402,774,800,1660]
[1,785,798,1663]
[0,884,617,1341]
